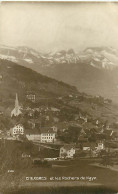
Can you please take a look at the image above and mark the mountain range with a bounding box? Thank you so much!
[0,45,118,102]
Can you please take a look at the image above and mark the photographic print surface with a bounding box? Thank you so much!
[0,2,118,194]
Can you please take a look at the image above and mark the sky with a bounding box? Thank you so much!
[0,2,118,52]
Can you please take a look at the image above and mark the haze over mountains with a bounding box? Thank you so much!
[0,45,118,102]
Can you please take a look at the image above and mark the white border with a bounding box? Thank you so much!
[0,0,118,2]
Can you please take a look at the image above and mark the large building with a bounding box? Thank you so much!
[10,124,24,137]
[40,128,56,143]
[11,93,22,117]
[26,93,36,103]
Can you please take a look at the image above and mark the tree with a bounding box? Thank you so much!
[101,156,113,167]
[58,126,81,143]
[100,150,113,167]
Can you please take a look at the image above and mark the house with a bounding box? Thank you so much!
[26,92,36,103]
[10,124,24,137]
[83,143,91,151]
[26,134,41,141]
[60,145,75,158]
[52,126,58,133]
[40,128,56,143]
[69,94,73,98]
[96,141,104,150]
[11,93,22,117]
[83,142,104,152]
[50,107,60,112]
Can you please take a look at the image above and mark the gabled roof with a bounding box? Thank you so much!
[79,136,88,142]
[61,144,75,151]
[40,127,55,134]
[13,123,24,128]
[82,142,97,148]
[26,91,35,95]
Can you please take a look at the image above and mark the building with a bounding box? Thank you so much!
[10,124,24,137]
[26,93,36,103]
[50,107,60,112]
[11,93,22,117]
[83,142,104,151]
[83,143,91,151]
[60,145,75,158]
[51,126,58,133]
[40,128,56,143]
[96,142,104,150]
[26,134,41,141]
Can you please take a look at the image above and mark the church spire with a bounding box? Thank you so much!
[15,93,19,108]
[11,93,22,117]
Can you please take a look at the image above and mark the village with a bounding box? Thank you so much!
[0,92,118,165]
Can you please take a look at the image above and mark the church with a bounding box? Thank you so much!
[11,93,22,117]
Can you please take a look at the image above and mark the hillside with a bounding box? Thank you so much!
[0,58,77,101]
[1,45,118,102]
[0,59,79,117]
[0,59,118,126]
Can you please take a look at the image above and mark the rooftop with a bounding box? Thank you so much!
[61,144,75,150]
[40,127,55,134]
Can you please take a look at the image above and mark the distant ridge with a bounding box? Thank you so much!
[1,45,118,102]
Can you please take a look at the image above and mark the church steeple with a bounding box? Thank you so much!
[15,93,19,114]
[11,93,22,117]
[15,93,19,108]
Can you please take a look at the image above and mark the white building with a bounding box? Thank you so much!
[82,142,104,151]
[26,93,36,103]
[60,145,75,158]
[83,143,91,151]
[10,124,24,137]
[96,142,104,150]
[40,128,56,143]
[51,107,60,112]
[26,134,41,141]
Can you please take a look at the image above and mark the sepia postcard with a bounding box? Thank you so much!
[0,1,118,193]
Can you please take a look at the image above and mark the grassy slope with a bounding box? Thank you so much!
[1,59,118,123]
[0,59,77,113]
